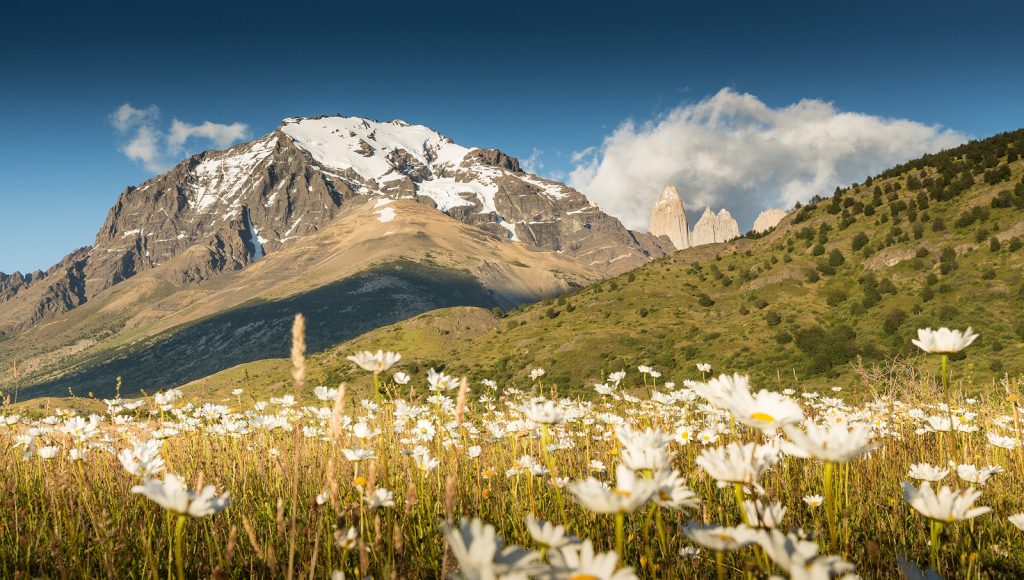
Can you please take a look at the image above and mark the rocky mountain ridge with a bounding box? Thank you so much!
[752,208,788,233]
[1,115,670,336]
[647,186,741,249]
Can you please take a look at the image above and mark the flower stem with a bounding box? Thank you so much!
[540,425,569,525]
[940,354,961,460]
[732,483,747,525]
[929,520,943,571]
[615,513,625,558]
[824,461,837,550]
[174,514,187,580]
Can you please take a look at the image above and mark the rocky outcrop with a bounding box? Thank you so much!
[0,271,39,302]
[649,186,690,250]
[752,208,787,233]
[690,207,740,247]
[1,115,667,335]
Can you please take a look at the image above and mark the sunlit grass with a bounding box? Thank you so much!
[1,324,1023,578]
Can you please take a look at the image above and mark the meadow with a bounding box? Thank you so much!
[2,316,1023,579]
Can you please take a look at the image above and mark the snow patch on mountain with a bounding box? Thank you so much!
[191,136,277,215]
[281,117,469,182]
[416,178,497,212]
[242,208,265,261]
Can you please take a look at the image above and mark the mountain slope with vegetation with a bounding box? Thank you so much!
[1,200,597,401]
[132,128,1024,405]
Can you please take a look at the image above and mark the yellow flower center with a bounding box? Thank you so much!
[570,575,599,580]
[613,489,632,497]
[353,476,367,486]
[751,412,776,423]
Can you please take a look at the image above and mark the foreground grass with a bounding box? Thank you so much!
[2,353,1023,579]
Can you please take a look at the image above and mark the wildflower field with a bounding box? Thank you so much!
[2,317,1023,579]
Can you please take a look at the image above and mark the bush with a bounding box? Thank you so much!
[984,164,1011,184]
[938,247,957,275]
[764,311,782,327]
[851,232,869,252]
[697,293,715,307]
[990,236,1002,252]
[774,331,793,344]
[805,269,820,283]
[825,290,848,306]
[861,288,882,309]
[883,308,907,334]
[811,244,826,256]
[991,189,1015,208]
[827,249,845,268]
[794,324,859,375]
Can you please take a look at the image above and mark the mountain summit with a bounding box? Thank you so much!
[0,115,670,337]
[647,187,740,250]
[0,115,676,396]
[648,186,690,250]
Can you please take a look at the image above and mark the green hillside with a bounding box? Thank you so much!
[14,129,1024,410]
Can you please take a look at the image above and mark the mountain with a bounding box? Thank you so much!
[0,115,677,399]
[647,186,742,250]
[167,129,1024,401]
[0,115,670,337]
[752,208,788,233]
[1,198,600,398]
[689,207,740,246]
[648,186,690,250]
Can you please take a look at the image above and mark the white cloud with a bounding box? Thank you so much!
[568,88,968,231]
[167,119,250,155]
[520,147,545,174]
[121,125,162,171]
[111,103,159,134]
[570,146,595,164]
[110,103,250,172]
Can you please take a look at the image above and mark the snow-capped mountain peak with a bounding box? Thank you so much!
[280,115,470,185]
[2,114,671,334]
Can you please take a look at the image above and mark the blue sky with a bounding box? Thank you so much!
[2,0,1023,273]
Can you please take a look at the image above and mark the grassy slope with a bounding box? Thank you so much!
[16,130,1024,408]
[0,199,597,401]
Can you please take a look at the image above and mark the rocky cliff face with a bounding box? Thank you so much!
[1,115,668,335]
[648,186,690,250]
[0,271,38,302]
[0,249,90,334]
[752,208,788,233]
[690,207,740,246]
